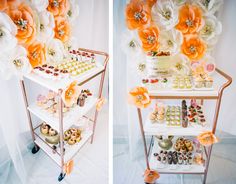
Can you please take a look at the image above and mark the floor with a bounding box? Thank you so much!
[3,105,108,184]
[114,135,236,184]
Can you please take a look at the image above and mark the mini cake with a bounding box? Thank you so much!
[205,76,213,88]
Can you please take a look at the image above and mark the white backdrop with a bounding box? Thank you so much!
[0,0,109,183]
[113,0,236,159]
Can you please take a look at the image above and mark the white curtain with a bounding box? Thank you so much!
[113,0,236,160]
[0,0,108,183]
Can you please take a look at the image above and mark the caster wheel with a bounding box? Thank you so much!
[31,145,40,154]
[58,173,66,182]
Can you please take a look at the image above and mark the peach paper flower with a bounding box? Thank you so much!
[197,131,218,146]
[54,16,70,42]
[0,0,20,11]
[27,42,46,68]
[96,97,107,111]
[144,169,160,184]
[62,81,80,107]
[125,0,150,30]
[8,3,36,45]
[138,25,159,52]
[129,87,151,108]
[47,0,70,17]
[181,35,206,61]
[176,4,204,34]
[64,160,74,175]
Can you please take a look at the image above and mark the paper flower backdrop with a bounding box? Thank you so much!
[0,0,79,80]
[123,0,223,75]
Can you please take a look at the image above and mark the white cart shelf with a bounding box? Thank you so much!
[20,48,109,182]
[149,139,205,174]
[28,97,98,132]
[135,68,232,184]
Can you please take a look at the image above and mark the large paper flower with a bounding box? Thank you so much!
[200,15,222,45]
[0,12,17,53]
[62,81,80,107]
[197,131,218,146]
[129,87,151,108]
[36,10,55,43]
[176,4,204,34]
[125,0,150,30]
[46,38,66,63]
[27,42,46,68]
[47,0,70,17]
[54,16,70,42]
[67,0,79,23]
[30,0,49,12]
[0,45,31,80]
[152,0,178,30]
[158,29,183,54]
[0,0,20,11]
[181,35,206,61]
[8,3,36,45]
[172,54,191,75]
[138,25,159,52]
[144,169,160,184]
[121,31,143,57]
[196,0,223,15]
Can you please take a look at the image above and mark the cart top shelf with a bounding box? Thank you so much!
[148,68,232,99]
[24,64,105,92]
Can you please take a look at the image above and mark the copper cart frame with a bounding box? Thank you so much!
[136,68,232,184]
[20,48,109,181]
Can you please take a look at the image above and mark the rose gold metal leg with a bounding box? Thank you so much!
[58,89,65,174]
[137,108,150,170]
[90,70,106,144]
[200,99,204,105]
[19,80,37,147]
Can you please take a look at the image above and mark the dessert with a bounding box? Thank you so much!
[172,75,192,90]
[193,73,214,89]
[174,137,193,152]
[64,127,82,145]
[188,101,206,126]
[40,123,59,145]
[149,102,165,123]
[166,106,181,126]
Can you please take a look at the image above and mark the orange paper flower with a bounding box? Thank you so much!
[27,42,46,68]
[0,0,20,11]
[144,169,160,184]
[181,35,206,61]
[138,26,159,52]
[54,16,71,42]
[125,0,150,30]
[197,131,218,146]
[147,0,157,9]
[96,97,106,111]
[47,0,70,17]
[62,81,80,107]
[176,4,204,34]
[7,3,36,45]
[129,87,151,108]
[64,160,74,175]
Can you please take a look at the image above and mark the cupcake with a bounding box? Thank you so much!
[68,138,77,145]
[49,128,57,136]
[41,123,49,135]
[205,76,213,88]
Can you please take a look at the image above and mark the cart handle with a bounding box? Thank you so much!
[78,48,109,70]
[215,67,232,95]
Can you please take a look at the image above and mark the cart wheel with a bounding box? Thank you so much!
[58,173,66,182]
[31,145,40,154]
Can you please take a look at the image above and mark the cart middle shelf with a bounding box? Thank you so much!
[28,97,97,132]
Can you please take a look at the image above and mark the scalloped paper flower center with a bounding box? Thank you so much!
[134,12,142,21]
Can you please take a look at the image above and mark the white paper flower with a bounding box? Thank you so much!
[0,12,17,53]
[171,54,191,75]
[173,0,187,6]
[159,29,183,55]
[200,15,222,46]
[46,38,66,63]
[64,36,78,51]
[152,0,178,30]
[121,31,143,58]
[30,0,49,12]
[0,46,31,80]
[36,11,55,43]
[67,0,80,23]
[196,0,223,15]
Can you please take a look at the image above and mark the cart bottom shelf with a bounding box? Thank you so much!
[34,130,93,166]
[149,138,206,174]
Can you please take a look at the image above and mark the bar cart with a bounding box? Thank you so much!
[20,48,108,181]
[136,68,232,184]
